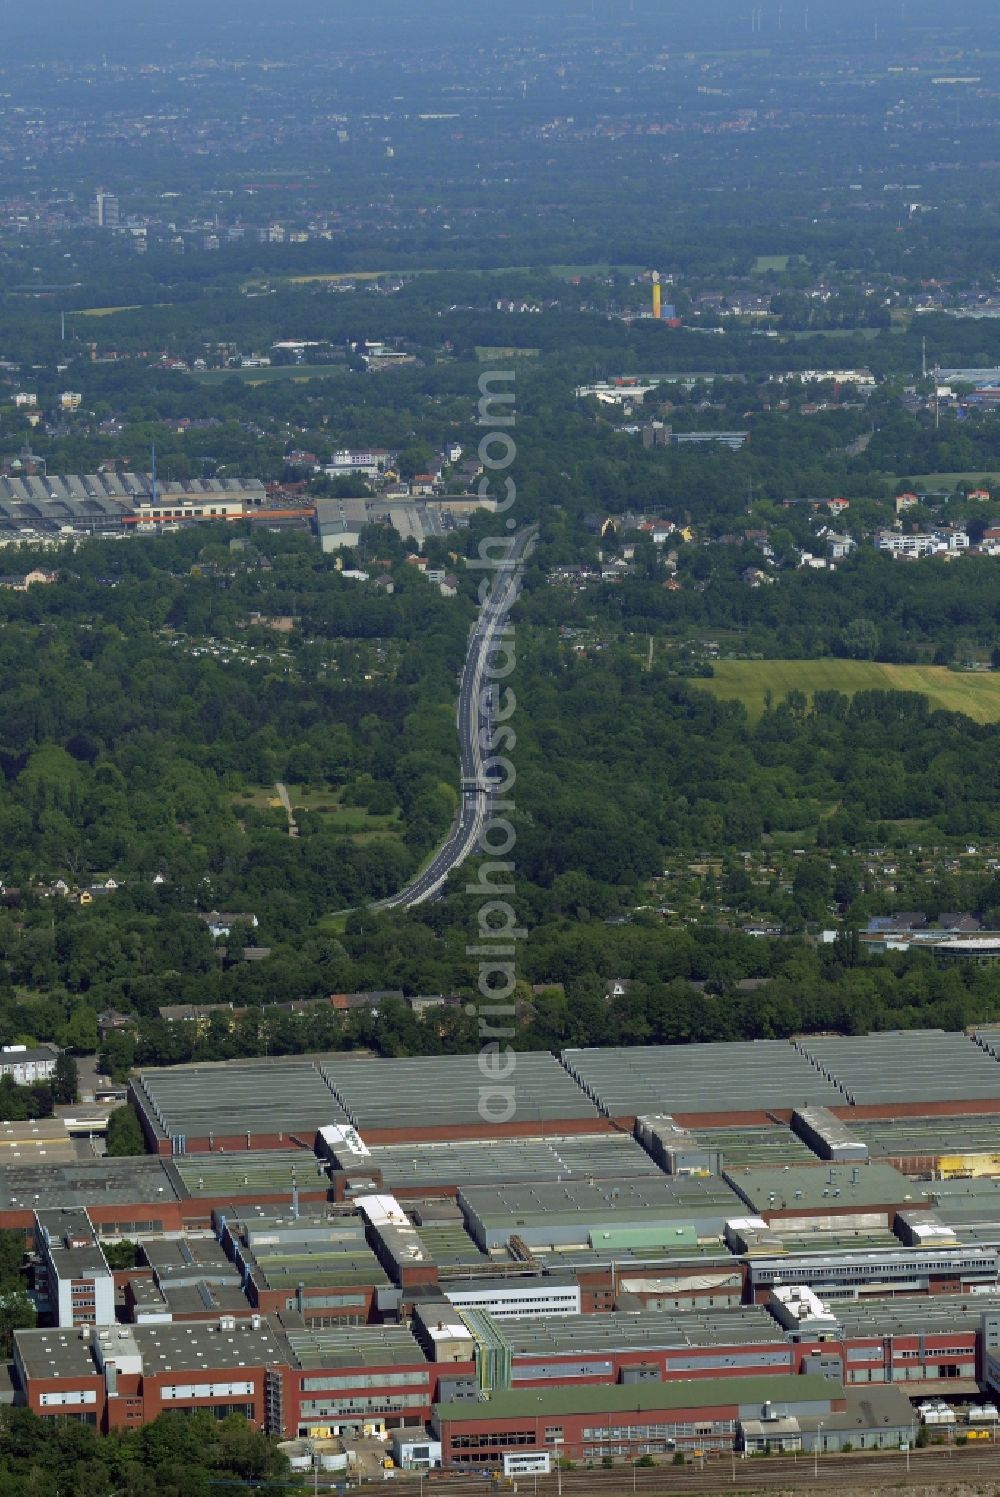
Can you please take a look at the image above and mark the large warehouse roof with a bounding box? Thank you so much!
[172,1150,329,1200]
[354,1132,661,1191]
[725,1163,924,1216]
[0,1156,180,1211]
[852,1113,1000,1163]
[500,1306,787,1358]
[279,1323,424,1371]
[436,1373,836,1421]
[132,1057,349,1147]
[794,1031,1000,1105]
[321,1052,600,1134]
[562,1042,843,1118]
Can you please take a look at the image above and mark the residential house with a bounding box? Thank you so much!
[0,569,58,591]
[198,911,258,940]
[0,1045,59,1084]
[825,532,857,561]
[329,989,404,1014]
[404,994,460,1016]
[158,1002,244,1031]
[98,1010,137,1040]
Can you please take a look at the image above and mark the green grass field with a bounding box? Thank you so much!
[190,363,344,386]
[752,255,791,272]
[696,659,1000,724]
[74,304,143,317]
[234,785,401,836]
[907,472,1000,489]
[475,346,540,361]
[286,271,391,283]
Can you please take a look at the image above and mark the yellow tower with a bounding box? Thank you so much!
[651,272,661,320]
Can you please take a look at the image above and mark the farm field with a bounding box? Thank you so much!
[695,659,1000,724]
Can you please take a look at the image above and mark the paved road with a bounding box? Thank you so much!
[377,526,536,910]
[274,781,298,837]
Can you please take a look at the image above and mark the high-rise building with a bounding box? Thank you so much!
[34,1208,115,1327]
[92,191,120,229]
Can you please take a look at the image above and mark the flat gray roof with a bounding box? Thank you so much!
[280,1323,426,1371]
[794,1031,1000,1105]
[562,1042,843,1117]
[225,1211,388,1291]
[929,1177,1000,1236]
[322,1053,599,1132]
[833,1294,1000,1339]
[14,1319,286,1380]
[360,1132,661,1191]
[162,1281,254,1316]
[142,1236,235,1283]
[525,1241,740,1270]
[725,1163,924,1215]
[135,1319,286,1374]
[459,1175,745,1231]
[15,1327,100,1381]
[413,1223,491,1268]
[173,1150,329,1199]
[500,1306,787,1358]
[852,1114,1000,1161]
[695,1124,818,1169]
[0,1156,180,1212]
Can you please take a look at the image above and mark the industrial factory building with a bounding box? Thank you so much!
[9,1030,1000,1464]
[0,471,268,541]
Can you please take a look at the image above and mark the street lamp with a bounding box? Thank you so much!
[553,1435,563,1497]
[814,1421,824,1478]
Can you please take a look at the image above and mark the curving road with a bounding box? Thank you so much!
[377,525,537,910]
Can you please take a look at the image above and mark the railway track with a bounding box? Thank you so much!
[354,1441,1000,1496]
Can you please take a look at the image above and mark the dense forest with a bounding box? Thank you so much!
[0,517,998,1081]
[0,1407,290,1496]
[4,0,1000,1085]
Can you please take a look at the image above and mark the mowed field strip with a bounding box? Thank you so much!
[695,659,1000,724]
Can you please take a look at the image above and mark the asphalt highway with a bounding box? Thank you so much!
[377,525,537,910]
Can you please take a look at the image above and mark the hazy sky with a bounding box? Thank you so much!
[7,0,999,59]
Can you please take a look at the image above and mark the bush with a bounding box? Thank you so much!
[671,1451,686,1465]
[105,1105,146,1156]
